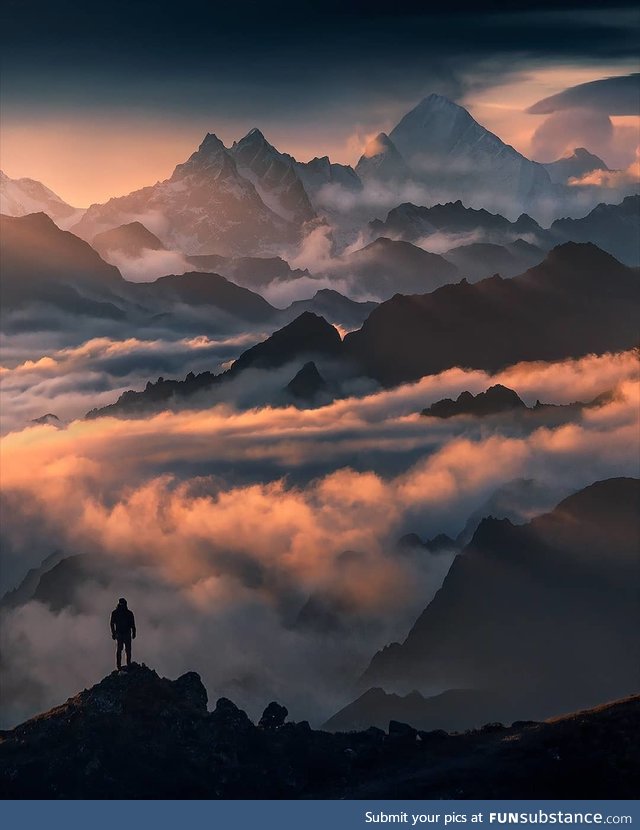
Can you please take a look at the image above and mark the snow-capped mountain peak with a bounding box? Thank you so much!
[0,170,84,228]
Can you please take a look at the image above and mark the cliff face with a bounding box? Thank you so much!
[0,663,638,799]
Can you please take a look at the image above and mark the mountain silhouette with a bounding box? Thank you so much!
[228,312,342,374]
[128,271,276,323]
[185,252,309,289]
[549,194,640,266]
[0,212,126,318]
[443,240,545,280]
[285,289,377,329]
[369,199,547,247]
[422,385,527,418]
[86,312,343,418]
[332,236,459,298]
[92,221,167,258]
[360,478,640,718]
[343,242,639,385]
[285,361,329,402]
[543,147,609,185]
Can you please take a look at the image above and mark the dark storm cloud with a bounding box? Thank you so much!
[528,73,640,115]
[2,1,639,123]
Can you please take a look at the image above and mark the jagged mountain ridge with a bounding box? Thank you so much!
[343,241,639,385]
[368,194,639,266]
[0,213,379,336]
[80,241,638,415]
[85,312,344,418]
[230,128,317,224]
[71,133,299,256]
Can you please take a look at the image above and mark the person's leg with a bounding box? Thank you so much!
[116,637,123,670]
[124,635,132,667]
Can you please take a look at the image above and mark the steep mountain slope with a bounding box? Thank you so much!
[228,311,342,374]
[0,212,126,316]
[71,133,297,256]
[230,129,316,224]
[361,478,640,715]
[285,361,329,403]
[0,664,637,798]
[0,170,83,228]
[343,242,639,385]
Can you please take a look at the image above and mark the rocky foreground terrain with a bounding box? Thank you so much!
[0,665,637,799]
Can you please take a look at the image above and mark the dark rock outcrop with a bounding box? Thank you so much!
[0,664,637,799]
[259,701,288,730]
[422,384,527,418]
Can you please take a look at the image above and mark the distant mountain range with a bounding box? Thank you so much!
[3,94,634,261]
[71,133,303,256]
[85,192,639,303]
[78,238,639,416]
[368,194,640,266]
[421,384,610,420]
[326,236,460,298]
[0,213,376,335]
[85,311,344,419]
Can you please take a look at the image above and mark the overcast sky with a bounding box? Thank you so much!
[1,1,638,204]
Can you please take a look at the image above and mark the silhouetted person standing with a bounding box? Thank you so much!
[110,597,136,670]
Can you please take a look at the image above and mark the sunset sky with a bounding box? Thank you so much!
[1,1,639,205]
